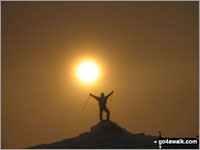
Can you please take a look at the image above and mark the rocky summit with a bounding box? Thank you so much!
[29,120,159,149]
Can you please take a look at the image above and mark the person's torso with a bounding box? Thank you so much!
[97,97,108,107]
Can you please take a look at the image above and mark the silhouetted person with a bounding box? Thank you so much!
[90,91,114,121]
[159,131,162,138]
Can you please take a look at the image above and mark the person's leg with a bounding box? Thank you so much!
[99,108,103,121]
[104,107,110,120]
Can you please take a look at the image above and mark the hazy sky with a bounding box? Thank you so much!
[2,1,199,148]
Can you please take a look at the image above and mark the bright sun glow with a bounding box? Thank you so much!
[77,61,99,84]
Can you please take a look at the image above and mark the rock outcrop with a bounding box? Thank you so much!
[28,120,158,149]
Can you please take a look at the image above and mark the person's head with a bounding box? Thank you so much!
[100,92,105,97]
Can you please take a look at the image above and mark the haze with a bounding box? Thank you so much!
[1,1,199,148]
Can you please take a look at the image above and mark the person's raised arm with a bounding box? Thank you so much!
[90,93,99,100]
[106,91,114,99]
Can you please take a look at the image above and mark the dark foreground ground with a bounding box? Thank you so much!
[28,121,198,149]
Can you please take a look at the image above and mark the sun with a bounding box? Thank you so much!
[76,61,99,84]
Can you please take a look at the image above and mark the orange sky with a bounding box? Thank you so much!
[1,1,199,148]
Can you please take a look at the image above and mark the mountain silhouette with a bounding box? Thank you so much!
[28,120,158,149]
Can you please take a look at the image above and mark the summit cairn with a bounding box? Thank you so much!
[29,120,158,149]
